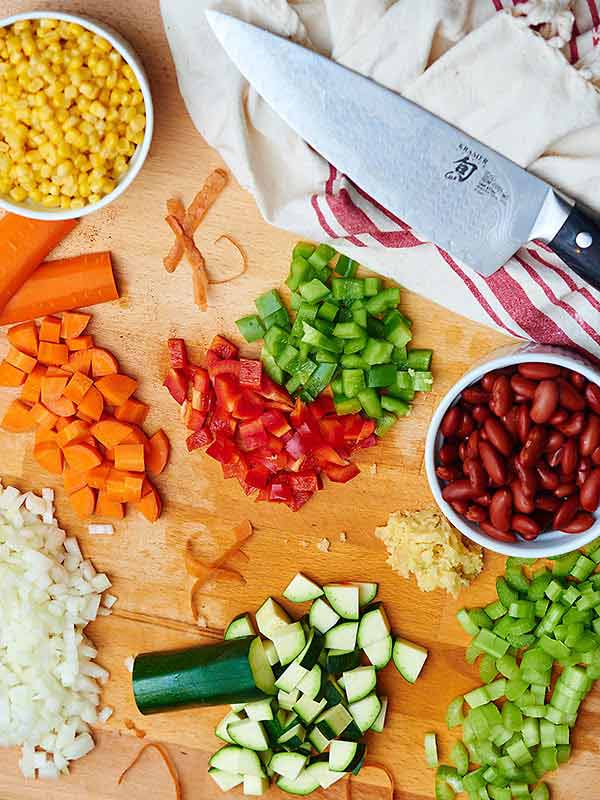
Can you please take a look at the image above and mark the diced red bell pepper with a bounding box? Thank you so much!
[322,462,360,483]
[163,368,188,405]
[290,397,307,428]
[186,427,213,451]
[248,448,289,473]
[239,359,262,389]
[192,368,210,394]
[238,419,268,451]
[258,374,293,408]
[222,455,248,480]
[186,362,206,380]
[314,443,349,467]
[358,418,377,441]
[319,417,345,450]
[255,487,270,502]
[191,387,213,414]
[209,408,237,438]
[238,477,258,496]
[286,491,315,512]
[309,393,335,419]
[262,399,297,413]
[209,335,238,361]
[168,338,188,370]
[185,406,207,431]
[338,414,364,441]
[209,359,241,379]
[232,390,264,421]
[206,435,237,464]
[269,479,293,502]
[205,350,221,372]
[261,409,291,437]
[290,470,319,494]
[284,431,309,461]
[352,433,379,451]
[245,464,271,489]
[214,373,240,413]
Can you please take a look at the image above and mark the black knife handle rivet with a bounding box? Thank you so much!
[549,203,600,291]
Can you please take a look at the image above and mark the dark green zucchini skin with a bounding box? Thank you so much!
[133,636,265,714]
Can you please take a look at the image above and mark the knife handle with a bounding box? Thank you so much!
[549,203,600,291]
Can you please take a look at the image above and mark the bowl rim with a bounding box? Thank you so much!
[425,342,600,558]
[0,9,154,220]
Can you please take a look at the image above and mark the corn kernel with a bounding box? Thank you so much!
[129,113,145,134]
[108,50,122,67]
[41,194,60,207]
[9,185,27,202]
[88,193,101,204]
[29,188,43,203]
[79,81,98,100]
[89,100,106,119]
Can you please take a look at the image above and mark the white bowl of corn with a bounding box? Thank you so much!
[0,11,154,219]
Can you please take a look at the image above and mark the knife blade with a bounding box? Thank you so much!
[206,10,600,289]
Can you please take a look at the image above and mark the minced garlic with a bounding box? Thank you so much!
[375,508,483,596]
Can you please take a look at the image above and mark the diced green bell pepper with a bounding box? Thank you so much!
[263,307,290,330]
[341,354,368,369]
[287,256,314,290]
[308,243,336,269]
[336,254,358,278]
[300,278,330,303]
[357,388,383,418]
[342,369,366,399]
[261,348,284,384]
[366,287,401,315]
[332,278,365,303]
[256,288,284,318]
[318,300,339,321]
[362,338,394,365]
[302,323,343,353]
[384,310,412,348]
[413,371,433,392]
[304,363,337,397]
[334,395,362,415]
[381,395,410,416]
[293,242,316,259]
[364,277,381,296]
[367,364,397,388]
[264,325,290,357]
[333,321,366,339]
[407,348,433,370]
[375,412,397,437]
[235,314,266,343]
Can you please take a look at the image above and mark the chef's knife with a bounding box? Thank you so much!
[206,10,600,289]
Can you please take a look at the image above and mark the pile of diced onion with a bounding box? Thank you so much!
[0,483,115,778]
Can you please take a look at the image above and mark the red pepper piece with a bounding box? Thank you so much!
[338,414,364,440]
[290,471,319,494]
[206,435,237,464]
[209,359,241,379]
[192,368,210,393]
[238,477,258,496]
[261,409,291,437]
[209,335,238,360]
[357,418,377,441]
[314,443,349,467]
[186,427,212,451]
[286,491,315,511]
[238,419,268,451]
[163,368,188,405]
[269,480,293,502]
[214,373,240,413]
[319,417,345,450]
[239,358,262,389]
[185,406,207,431]
[352,433,378,450]
[290,397,307,428]
[245,465,271,489]
[309,393,335,419]
[167,338,188,370]
[209,408,237,438]
[322,462,361,483]
[232,390,264,421]
[259,374,293,407]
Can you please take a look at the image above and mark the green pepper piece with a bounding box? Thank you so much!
[407,348,432,371]
[334,395,362,415]
[318,300,339,322]
[308,243,336,269]
[357,388,383,418]
[235,314,266,343]
[367,364,397,388]
[263,307,290,330]
[255,288,284,318]
[286,256,314,291]
[362,338,394,365]
[364,277,381,296]
[335,254,359,278]
[365,287,401,315]
[299,278,330,303]
[293,242,316,260]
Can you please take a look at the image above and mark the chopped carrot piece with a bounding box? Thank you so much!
[146,430,170,476]
[95,374,137,406]
[39,315,62,343]
[66,335,94,351]
[60,311,91,340]
[33,440,64,475]
[30,403,59,430]
[77,384,104,422]
[114,443,145,472]
[38,341,69,366]
[123,472,145,502]
[44,396,76,418]
[41,374,69,405]
[1,399,36,432]
[90,418,132,448]
[114,398,149,426]
[85,462,111,489]
[20,363,46,404]
[7,321,38,357]
[55,417,71,431]
[64,349,92,375]
[63,442,102,472]
[91,347,119,377]
[106,468,128,500]
[0,360,26,387]
[56,419,90,448]
[63,465,88,494]
[35,426,58,445]
[5,346,37,374]
[122,425,148,447]
[63,371,93,404]
[95,491,125,519]
[45,365,69,377]
[69,485,96,519]
[135,482,162,522]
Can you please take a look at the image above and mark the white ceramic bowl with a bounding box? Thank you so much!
[425,342,600,557]
[0,10,154,220]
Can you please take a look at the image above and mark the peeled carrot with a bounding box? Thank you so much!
[5,346,36,374]
[45,365,69,378]
[105,468,127,500]
[64,349,92,376]
[63,465,88,494]
[123,472,145,502]
[146,429,170,476]
[95,374,137,407]
[0,251,117,326]
[63,442,102,472]
[95,491,125,519]
[40,373,68,403]
[38,341,68,366]
[20,363,46,403]
[122,425,148,446]
[85,462,111,489]
[60,311,91,340]
[135,482,162,522]
[39,315,62,343]
[56,420,90,448]
[44,396,76,417]
[77,384,104,421]
[114,443,145,472]
[56,417,71,432]
[66,335,94,351]
[0,361,25,387]
[63,371,93,404]
[0,214,77,313]
[30,403,59,430]
[69,485,96,519]
[1,399,36,432]
[90,347,119,377]
[33,440,64,475]
[114,398,149,426]
[35,426,58,445]
[91,418,132,448]
[7,321,38,357]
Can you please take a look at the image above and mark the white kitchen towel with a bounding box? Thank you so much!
[160,0,600,357]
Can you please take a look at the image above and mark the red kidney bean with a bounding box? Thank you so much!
[442,480,481,502]
[520,426,547,468]
[561,438,578,475]
[439,441,460,465]
[450,499,469,515]
[480,521,517,543]
[544,430,565,453]
[482,372,499,393]
[465,430,480,461]
[501,407,519,439]
[510,374,537,400]
[457,411,475,439]
[553,494,579,529]
[458,442,467,461]
[558,379,585,412]
[466,504,488,523]
[472,404,491,424]
[441,406,462,437]
[580,468,600,513]
[490,488,513,531]
[514,456,538,497]
[580,414,600,457]
[490,375,513,417]
[515,405,531,444]
[464,458,488,493]
[549,409,569,426]
[462,386,490,405]
[577,457,592,487]
[511,480,536,514]
[548,448,563,469]
[531,380,559,424]
[536,463,559,491]
[479,440,507,485]
[558,412,586,437]
[570,370,587,390]
[534,509,555,532]
[484,417,513,457]
[474,492,492,507]
[561,512,595,534]
[536,494,561,513]
[436,465,463,482]
[592,447,600,466]
[585,383,600,415]
[518,363,561,380]
[555,482,577,498]
[511,514,541,539]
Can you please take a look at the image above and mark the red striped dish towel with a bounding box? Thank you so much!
[162,0,600,356]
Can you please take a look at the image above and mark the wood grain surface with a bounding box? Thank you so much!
[1,1,598,798]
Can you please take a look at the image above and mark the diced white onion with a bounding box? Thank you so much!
[88,524,114,535]
[103,593,117,609]
[124,656,134,673]
[98,706,113,723]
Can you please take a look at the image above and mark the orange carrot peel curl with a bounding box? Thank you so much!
[165,215,208,311]
[209,235,248,284]
[118,742,181,800]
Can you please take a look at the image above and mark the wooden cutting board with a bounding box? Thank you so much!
[1,2,598,798]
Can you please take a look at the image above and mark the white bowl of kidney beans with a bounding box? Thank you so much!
[425,343,600,557]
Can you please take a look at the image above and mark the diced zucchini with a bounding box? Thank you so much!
[243,775,270,795]
[293,694,327,725]
[272,622,306,666]
[309,598,340,634]
[224,613,256,640]
[256,598,291,638]
[315,704,353,739]
[341,720,364,742]
[229,719,271,752]
[209,746,265,778]
[329,740,367,773]
[296,629,325,670]
[324,676,346,707]
[348,692,382,732]
[278,722,306,750]
[263,640,279,667]
[392,637,428,683]
[352,582,378,607]
[326,649,361,673]
[244,699,274,722]
[249,638,277,696]
[276,766,321,796]
[309,757,347,788]
[278,689,300,711]
[308,725,331,753]
[363,635,393,670]
[357,603,391,648]
[324,584,360,620]
[424,732,439,768]
[324,621,359,651]
[342,666,377,703]
[275,660,308,693]
[215,710,245,744]
[284,573,324,603]
[297,664,324,700]
[371,696,388,733]
[263,709,287,745]
[270,751,308,780]
[209,767,243,792]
